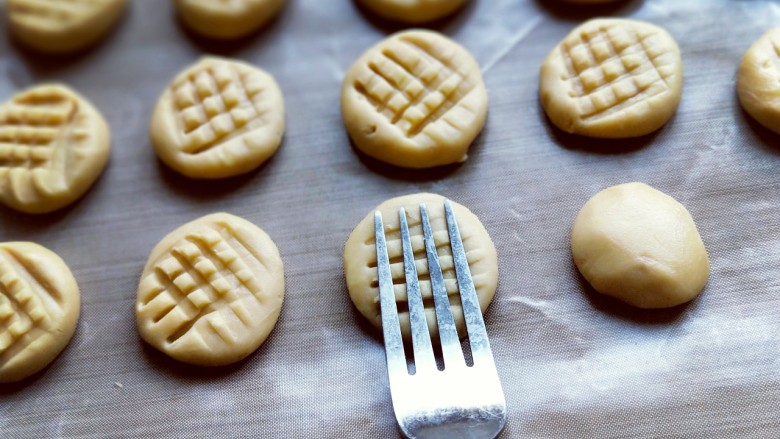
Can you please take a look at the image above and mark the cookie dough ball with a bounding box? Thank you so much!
[136,213,284,366]
[344,193,498,340]
[357,0,469,24]
[0,84,111,214]
[150,57,285,179]
[738,28,780,134]
[5,0,127,53]
[175,0,285,40]
[0,242,80,383]
[540,19,683,138]
[342,30,487,168]
[571,183,709,309]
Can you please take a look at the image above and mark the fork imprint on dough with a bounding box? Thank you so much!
[540,19,682,138]
[344,194,498,341]
[737,28,780,134]
[138,225,269,348]
[561,24,674,121]
[353,34,480,142]
[150,57,285,179]
[7,0,111,27]
[0,243,79,383]
[172,62,269,155]
[0,251,59,369]
[0,85,108,212]
[136,214,286,366]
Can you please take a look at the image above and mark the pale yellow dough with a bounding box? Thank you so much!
[0,242,80,383]
[571,183,709,309]
[150,57,285,179]
[0,84,111,214]
[540,19,683,138]
[737,28,780,134]
[175,0,285,40]
[6,0,127,53]
[341,30,488,169]
[344,193,498,341]
[358,0,469,23]
[136,213,284,366]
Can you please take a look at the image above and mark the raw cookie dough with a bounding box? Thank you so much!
[150,57,285,179]
[571,182,709,309]
[344,193,498,340]
[341,30,488,169]
[136,213,284,366]
[357,0,469,24]
[0,242,80,383]
[0,84,111,214]
[175,0,285,40]
[6,0,127,53]
[737,28,780,134]
[540,18,683,138]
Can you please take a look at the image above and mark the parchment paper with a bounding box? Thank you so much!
[1,0,779,438]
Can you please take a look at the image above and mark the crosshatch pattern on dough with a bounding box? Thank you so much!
[352,33,481,143]
[0,250,60,370]
[136,219,282,364]
[344,195,498,340]
[0,87,102,209]
[367,214,464,319]
[559,22,677,122]
[171,62,270,155]
[7,0,116,29]
[0,244,78,382]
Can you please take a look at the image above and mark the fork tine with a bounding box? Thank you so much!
[444,200,496,366]
[420,203,465,369]
[375,211,406,377]
[399,207,436,373]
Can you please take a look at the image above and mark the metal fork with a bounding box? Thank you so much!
[374,200,506,439]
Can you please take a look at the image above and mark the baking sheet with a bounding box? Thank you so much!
[1,0,780,437]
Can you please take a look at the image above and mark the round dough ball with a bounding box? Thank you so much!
[150,57,285,179]
[540,18,683,138]
[0,242,80,383]
[738,28,780,134]
[571,183,709,309]
[0,84,111,214]
[5,0,127,53]
[136,213,284,367]
[357,0,469,24]
[344,193,498,340]
[342,30,488,168]
[175,0,285,40]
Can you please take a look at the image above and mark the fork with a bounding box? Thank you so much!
[374,199,507,439]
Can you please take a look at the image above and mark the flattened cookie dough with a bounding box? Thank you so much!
[150,57,285,179]
[0,242,80,383]
[136,213,284,366]
[540,19,683,138]
[738,28,780,134]
[0,84,111,214]
[357,0,469,24]
[571,183,709,309]
[342,30,488,168]
[175,0,285,40]
[344,193,498,340]
[6,0,127,53]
